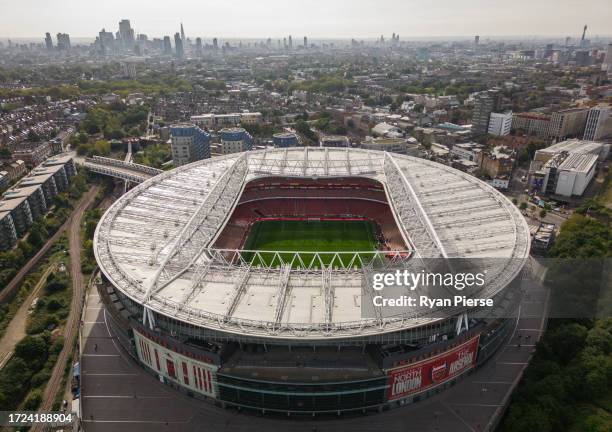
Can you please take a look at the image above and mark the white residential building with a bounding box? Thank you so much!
[488,112,513,136]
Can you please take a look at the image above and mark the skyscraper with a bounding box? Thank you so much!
[44,33,53,50]
[303,36,307,48]
[213,38,218,50]
[195,37,203,56]
[180,23,185,41]
[98,29,115,54]
[56,33,71,50]
[118,19,135,50]
[163,36,172,55]
[474,35,480,45]
[288,35,293,49]
[174,33,184,59]
[605,44,612,76]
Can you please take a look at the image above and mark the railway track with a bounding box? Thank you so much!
[31,185,100,430]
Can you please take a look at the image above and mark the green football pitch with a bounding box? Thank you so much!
[242,219,380,268]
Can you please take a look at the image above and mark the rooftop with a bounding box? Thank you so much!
[557,153,598,173]
[94,148,529,340]
[539,139,607,156]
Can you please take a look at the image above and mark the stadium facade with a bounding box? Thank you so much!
[94,147,530,415]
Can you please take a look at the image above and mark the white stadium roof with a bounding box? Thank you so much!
[94,148,530,340]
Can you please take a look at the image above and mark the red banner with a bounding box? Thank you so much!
[387,335,480,401]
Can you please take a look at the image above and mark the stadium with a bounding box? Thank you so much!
[93,147,530,415]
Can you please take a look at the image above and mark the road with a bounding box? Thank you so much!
[0,263,57,369]
[30,185,100,429]
[80,257,550,432]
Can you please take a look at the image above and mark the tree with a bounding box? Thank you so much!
[294,120,317,143]
[539,209,547,218]
[92,139,111,156]
[27,130,40,142]
[22,389,42,410]
[547,323,588,365]
[0,147,11,159]
[502,403,554,432]
[519,202,528,210]
[14,335,48,369]
[28,223,46,248]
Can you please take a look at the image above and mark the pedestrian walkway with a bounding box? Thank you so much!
[81,258,550,432]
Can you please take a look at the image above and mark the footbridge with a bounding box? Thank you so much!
[83,156,162,183]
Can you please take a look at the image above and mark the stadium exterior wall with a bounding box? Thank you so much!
[98,274,520,415]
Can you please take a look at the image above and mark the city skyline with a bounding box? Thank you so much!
[2,0,612,39]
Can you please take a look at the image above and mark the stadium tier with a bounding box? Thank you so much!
[94,147,530,415]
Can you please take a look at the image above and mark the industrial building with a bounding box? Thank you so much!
[528,139,608,197]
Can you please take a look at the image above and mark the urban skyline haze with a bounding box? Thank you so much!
[1,0,612,40]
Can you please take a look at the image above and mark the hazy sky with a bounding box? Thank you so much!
[2,0,611,39]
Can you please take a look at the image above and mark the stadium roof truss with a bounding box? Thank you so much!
[94,148,530,339]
